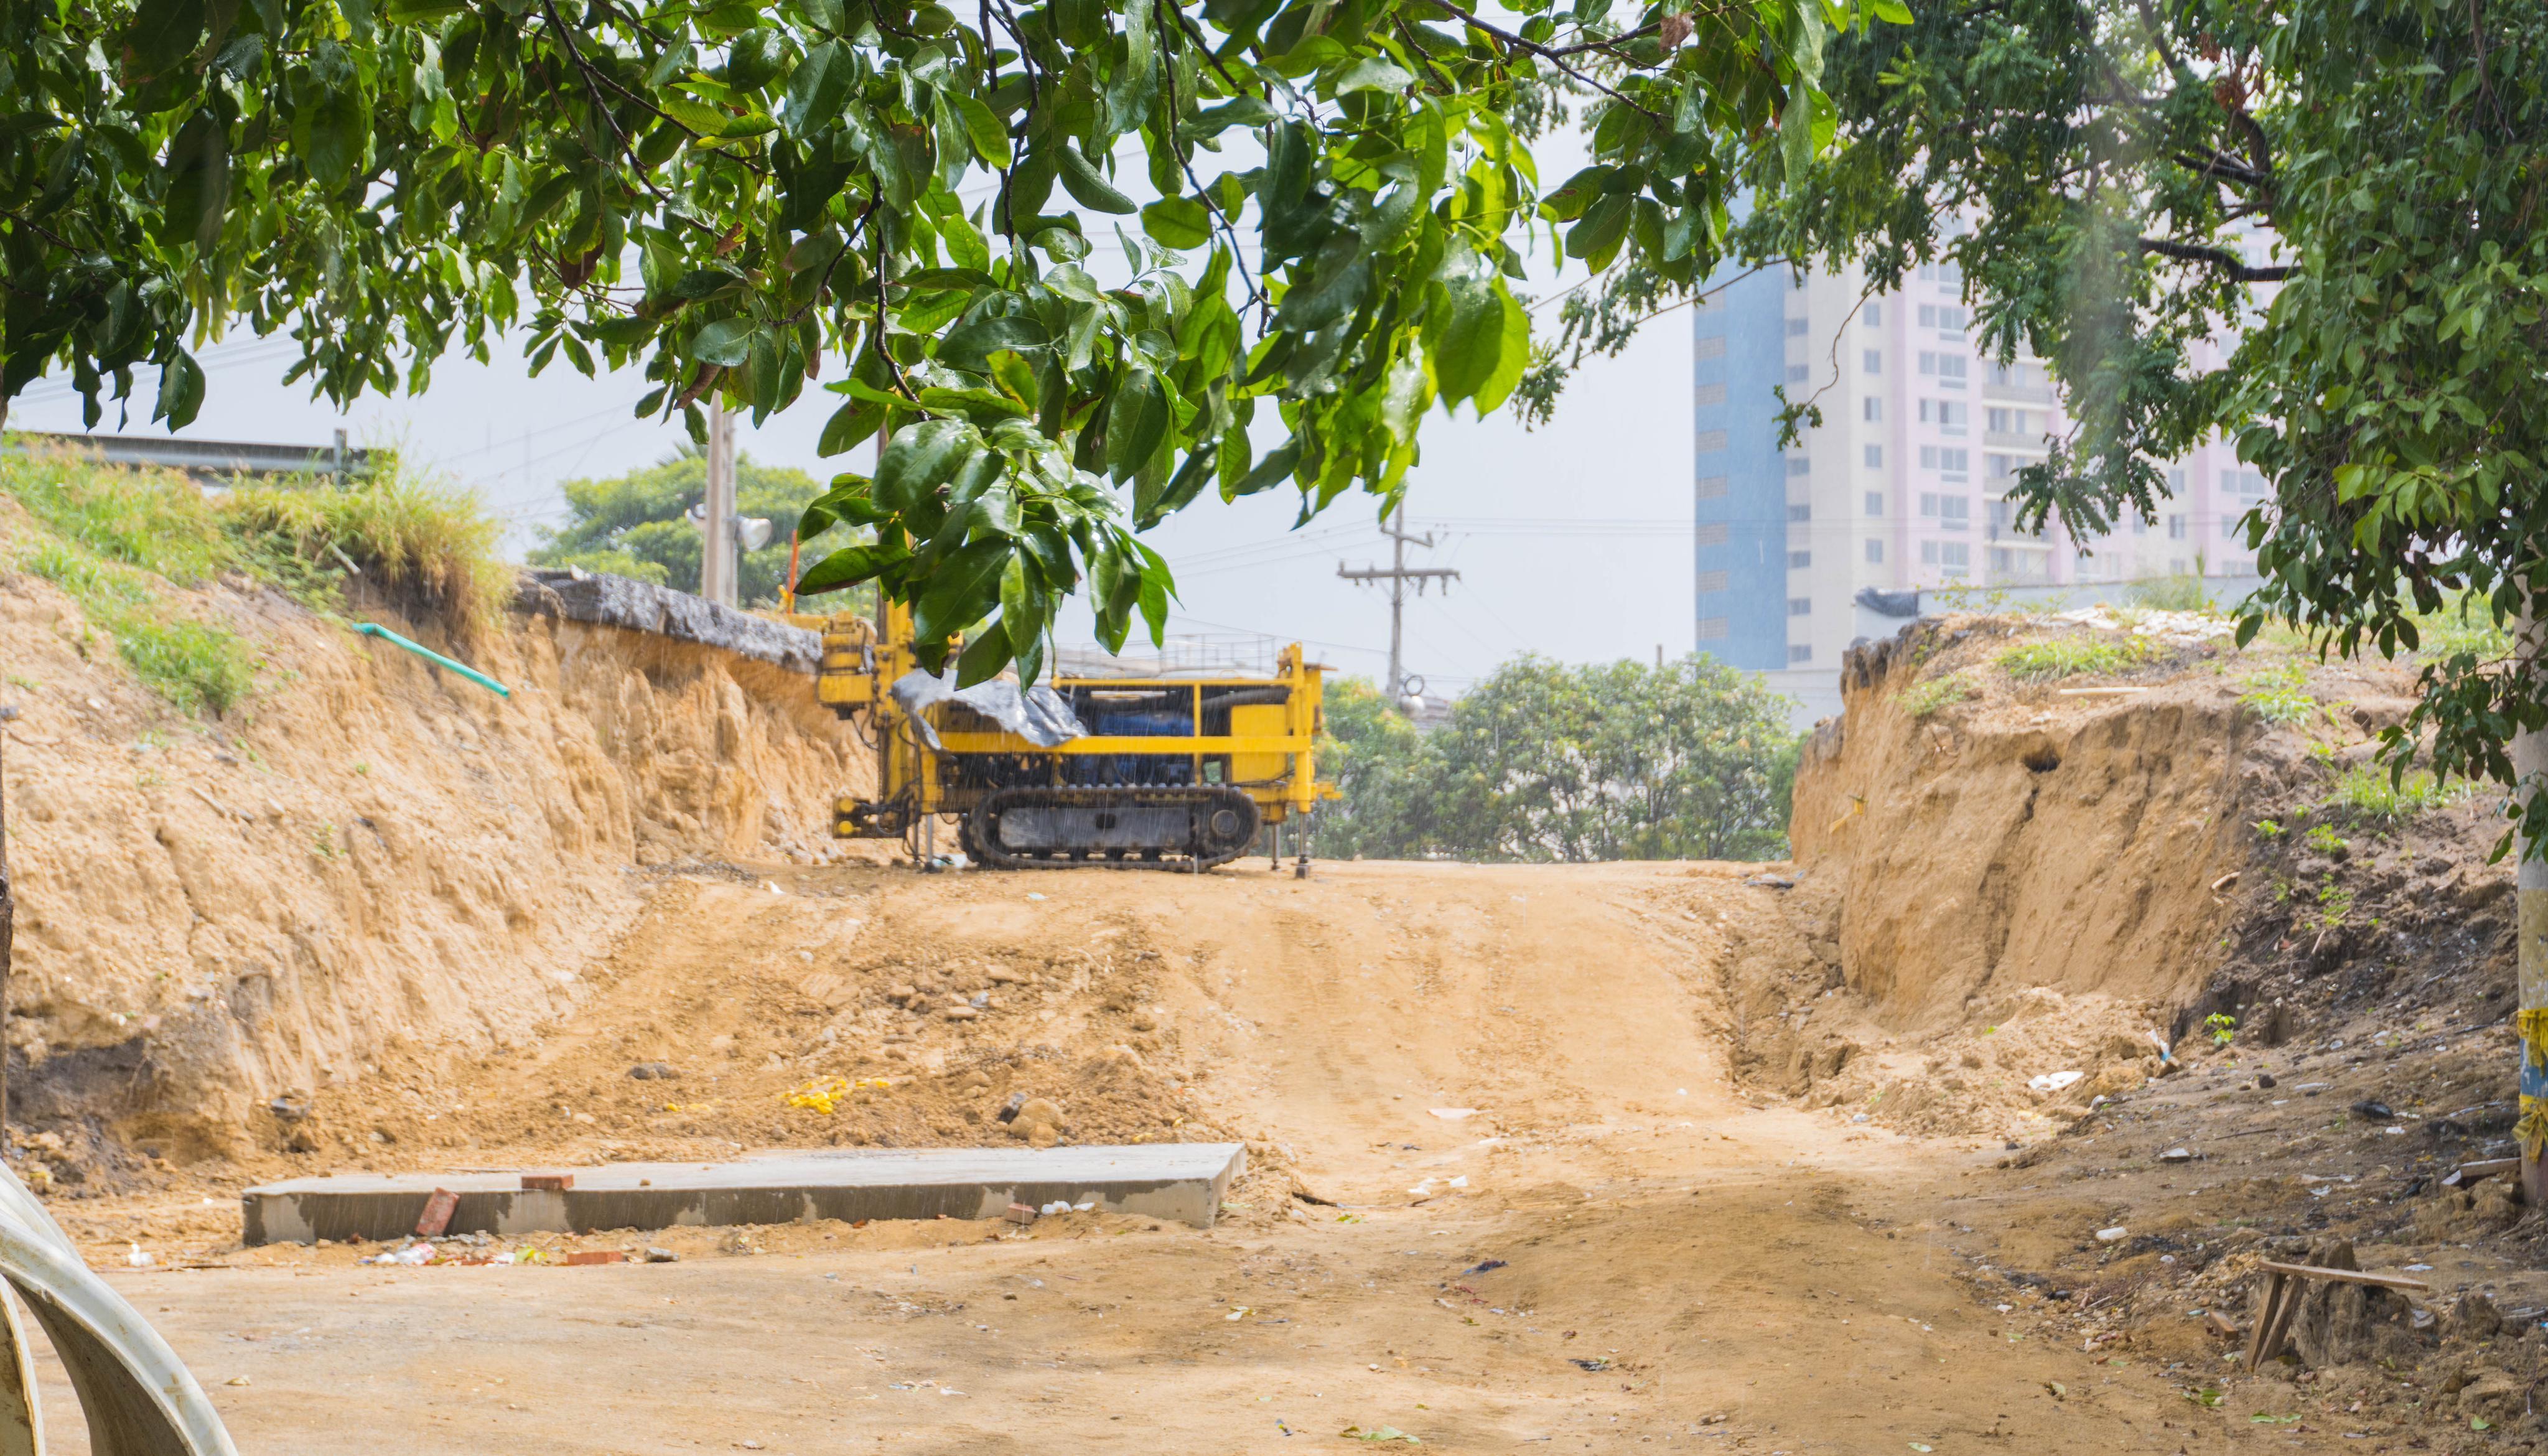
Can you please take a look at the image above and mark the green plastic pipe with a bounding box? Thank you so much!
[352,622,511,698]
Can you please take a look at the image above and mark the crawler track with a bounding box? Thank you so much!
[963,785,1261,870]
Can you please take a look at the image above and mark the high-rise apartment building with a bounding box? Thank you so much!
[1693,259,2263,699]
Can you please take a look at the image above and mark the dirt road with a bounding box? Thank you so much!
[39,862,2313,1452]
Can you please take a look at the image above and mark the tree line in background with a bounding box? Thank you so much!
[528,447,867,611]
[1314,655,1802,863]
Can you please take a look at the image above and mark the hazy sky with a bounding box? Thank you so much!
[7,141,1695,693]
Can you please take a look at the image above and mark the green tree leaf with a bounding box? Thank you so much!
[1140,195,1214,250]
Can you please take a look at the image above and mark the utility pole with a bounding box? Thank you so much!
[701,399,738,607]
[1338,505,1458,698]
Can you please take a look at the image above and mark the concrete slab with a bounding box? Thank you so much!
[241,1143,1246,1246]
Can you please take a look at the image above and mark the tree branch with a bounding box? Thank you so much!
[1426,1,1666,123]
[2138,236,2291,282]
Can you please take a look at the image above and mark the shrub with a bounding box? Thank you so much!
[221,470,510,643]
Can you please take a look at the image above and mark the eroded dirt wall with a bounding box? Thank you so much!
[1790,622,2257,1032]
[1,539,874,1158]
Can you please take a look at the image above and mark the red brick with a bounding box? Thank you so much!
[564,1249,623,1267]
[414,1188,459,1238]
[1004,1202,1038,1226]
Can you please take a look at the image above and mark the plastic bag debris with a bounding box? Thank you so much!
[1427,1109,1478,1121]
[1340,1426,1422,1443]
[2027,1071,2084,1093]
[125,1243,152,1269]
[1464,1260,1507,1275]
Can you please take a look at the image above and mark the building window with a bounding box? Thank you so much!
[1785,317,1811,337]
[1789,598,1812,618]
[1696,616,1730,640]
[1696,335,1727,360]
[1694,381,1726,407]
[1695,474,1729,499]
[1786,455,1811,477]
[1920,399,1969,432]
[1986,407,2010,432]
[1694,523,1729,546]
[1918,446,1971,474]
[1918,304,1969,332]
[1938,355,1967,388]
[1863,397,1882,422]
[1695,429,1729,453]
[1919,540,1971,567]
[1941,497,1971,530]
[1864,491,1884,517]
[2168,467,2187,493]
[1987,452,2014,481]
[1919,492,1939,517]
[1786,503,1812,522]
[1862,303,1883,327]
[1696,571,1729,593]
[1865,538,1884,564]
[1788,550,1812,568]
[2220,515,2243,540]
[1864,444,1883,467]
[1863,349,1883,374]
[1987,498,2014,532]
[1787,644,1814,665]
[2131,515,2148,536]
[1786,363,1810,383]
[2167,513,2188,539]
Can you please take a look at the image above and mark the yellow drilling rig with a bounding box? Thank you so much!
[801,600,1332,870]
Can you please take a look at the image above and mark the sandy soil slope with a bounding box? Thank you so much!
[32,861,2342,1455]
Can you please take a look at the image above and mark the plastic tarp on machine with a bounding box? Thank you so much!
[890,671,1087,750]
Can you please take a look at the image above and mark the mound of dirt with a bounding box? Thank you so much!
[1745,612,2463,1141]
[1,492,880,1171]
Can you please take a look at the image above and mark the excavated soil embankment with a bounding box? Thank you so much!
[1,495,879,1174]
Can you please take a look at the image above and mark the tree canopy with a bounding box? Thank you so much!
[1317,655,1801,861]
[528,444,855,604]
[1525,0,2548,842]
[2,0,1896,684]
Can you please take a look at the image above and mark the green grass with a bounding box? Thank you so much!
[2407,594,2513,661]
[14,536,258,715]
[2,441,510,716]
[1995,634,2155,683]
[2130,574,2218,612]
[2238,659,2318,725]
[1898,673,1973,718]
[2325,763,2476,821]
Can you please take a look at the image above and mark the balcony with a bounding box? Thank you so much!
[1984,431,2052,450]
[1983,381,2055,404]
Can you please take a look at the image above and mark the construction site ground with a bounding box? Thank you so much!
[31,856,2486,1456]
